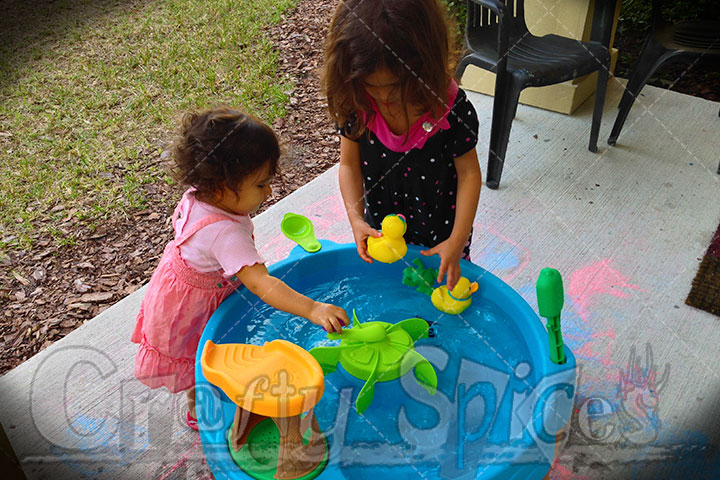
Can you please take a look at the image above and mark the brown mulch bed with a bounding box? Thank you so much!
[686,222,720,317]
[0,0,338,375]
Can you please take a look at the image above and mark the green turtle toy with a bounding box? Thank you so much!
[401,258,438,296]
[309,311,437,414]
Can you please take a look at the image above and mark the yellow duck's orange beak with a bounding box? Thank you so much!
[469,282,479,294]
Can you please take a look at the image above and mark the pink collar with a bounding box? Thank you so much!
[362,79,458,153]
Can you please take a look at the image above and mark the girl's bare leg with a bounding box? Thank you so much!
[186,386,196,418]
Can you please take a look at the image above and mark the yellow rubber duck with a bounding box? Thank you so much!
[431,277,479,315]
[367,214,408,264]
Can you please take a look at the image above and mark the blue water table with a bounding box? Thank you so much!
[196,219,575,480]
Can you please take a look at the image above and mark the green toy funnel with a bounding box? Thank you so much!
[281,213,321,253]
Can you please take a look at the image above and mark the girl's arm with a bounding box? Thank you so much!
[421,148,482,290]
[235,263,349,333]
[449,148,482,252]
[338,136,380,263]
[338,137,365,227]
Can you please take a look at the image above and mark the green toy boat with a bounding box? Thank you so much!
[309,311,437,414]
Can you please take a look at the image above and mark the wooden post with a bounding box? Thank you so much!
[229,406,266,452]
[274,411,325,480]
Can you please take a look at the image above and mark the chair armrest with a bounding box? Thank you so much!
[467,0,511,59]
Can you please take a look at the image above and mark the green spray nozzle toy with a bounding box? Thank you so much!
[536,268,566,365]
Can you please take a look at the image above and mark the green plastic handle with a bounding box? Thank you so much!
[536,268,564,318]
[280,213,321,253]
[536,268,566,365]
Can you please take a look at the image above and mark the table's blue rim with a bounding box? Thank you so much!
[195,240,576,479]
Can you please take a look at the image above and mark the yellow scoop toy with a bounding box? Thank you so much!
[201,340,329,479]
[367,214,408,264]
[431,277,479,315]
[201,339,325,418]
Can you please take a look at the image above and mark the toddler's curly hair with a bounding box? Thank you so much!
[173,106,280,202]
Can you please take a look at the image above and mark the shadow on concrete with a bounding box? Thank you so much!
[0,420,26,480]
[633,382,720,480]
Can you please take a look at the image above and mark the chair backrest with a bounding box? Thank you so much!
[650,0,720,53]
[464,0,529,52]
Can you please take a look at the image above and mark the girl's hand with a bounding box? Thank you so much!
[350,220,381,263]
[309,302,350,333]
[420,238,464,291]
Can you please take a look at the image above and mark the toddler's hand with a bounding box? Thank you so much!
[350,220,381,264]
[420,238,463,291]
[309,302,350,334]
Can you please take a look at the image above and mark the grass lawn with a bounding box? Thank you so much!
[0,0,297,253]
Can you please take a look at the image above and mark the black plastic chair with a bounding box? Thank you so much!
[456,0,617,189]
[607,0,720,152]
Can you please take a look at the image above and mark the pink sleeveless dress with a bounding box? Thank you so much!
[131,204,245,393]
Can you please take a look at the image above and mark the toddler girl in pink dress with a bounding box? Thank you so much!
[131,107,349,430]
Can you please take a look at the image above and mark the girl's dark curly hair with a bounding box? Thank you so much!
[173,107,280,202]
[322,0,459,140]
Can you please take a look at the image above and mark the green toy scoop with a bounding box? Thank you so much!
[281,213,321,253]
[309,311,437,414]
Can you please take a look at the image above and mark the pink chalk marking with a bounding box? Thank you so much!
[574,329,618,368]
[296,194,353,244]
[567,259,642,324]
[299,193,346,230]
[549,462,591,480]
[259,233,294,264]
[564,259,641,365]
[155,436,202,480]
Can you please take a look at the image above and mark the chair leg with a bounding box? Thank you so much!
[589,64,609,153]
[511,99,520,120]
[608,37,673,146]
[486,76,522,189]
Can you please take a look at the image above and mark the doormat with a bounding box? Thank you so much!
[686,222,720,317]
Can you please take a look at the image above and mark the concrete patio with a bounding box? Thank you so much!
[1,79,719,479]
